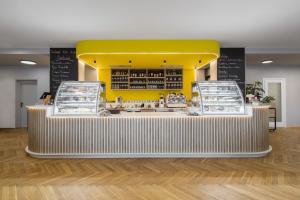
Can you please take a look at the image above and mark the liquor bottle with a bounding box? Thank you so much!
[159,95,164,108]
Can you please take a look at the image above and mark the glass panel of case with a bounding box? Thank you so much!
[54,81,106,115]
[192,81,245,115]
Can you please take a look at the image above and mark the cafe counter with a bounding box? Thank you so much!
[25,105,271,158]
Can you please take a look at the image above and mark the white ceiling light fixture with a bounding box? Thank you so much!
[261,60,273,64]
[20,60,37,65]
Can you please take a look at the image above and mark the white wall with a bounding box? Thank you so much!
[85,65,98,81]
[78,61,85,81]
[246,65,300,126]
[210,60,218,80]
[78,62,98,81]
[0,66,49,128]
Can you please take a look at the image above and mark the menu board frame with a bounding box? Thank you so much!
[50,48,78,97]
[217,48,245,97]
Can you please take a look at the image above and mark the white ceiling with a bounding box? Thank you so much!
[247,53,300,66]
[0,0,300,49]
[0,54,49,67]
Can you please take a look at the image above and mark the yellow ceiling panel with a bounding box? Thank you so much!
[76,40,220,69]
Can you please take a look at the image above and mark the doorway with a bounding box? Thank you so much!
[16,80,37,128]
[263,78,286,127]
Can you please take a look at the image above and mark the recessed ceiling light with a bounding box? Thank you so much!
[20,60,37,65]
[261,60,273,64]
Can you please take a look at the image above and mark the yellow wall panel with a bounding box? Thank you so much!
[98,68,195,101]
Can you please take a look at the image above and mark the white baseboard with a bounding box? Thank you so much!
[25,146,272,159]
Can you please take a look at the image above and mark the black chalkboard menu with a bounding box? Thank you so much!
[217,48,245,96]
[50,48,78,97]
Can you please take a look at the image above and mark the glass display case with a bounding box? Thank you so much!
[166,93,187,108]
[192,81,245,115]
[54,81,106,115]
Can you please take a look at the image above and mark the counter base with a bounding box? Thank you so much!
[27,106,271,159]
[25,145,272,159]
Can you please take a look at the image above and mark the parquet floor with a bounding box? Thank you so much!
[0,128,300,200]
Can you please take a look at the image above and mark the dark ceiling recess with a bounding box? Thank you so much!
[0,54,49,67]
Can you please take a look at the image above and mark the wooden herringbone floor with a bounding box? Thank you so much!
[0,128,300,200]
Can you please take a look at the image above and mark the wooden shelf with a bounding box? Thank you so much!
[165,75,183,77]
[166,81,182,83]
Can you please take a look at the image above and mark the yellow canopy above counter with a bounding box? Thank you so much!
[76,40,220,101]
[76,40,220,69]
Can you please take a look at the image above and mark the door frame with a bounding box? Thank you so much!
[15,80,38,128]
[263,78,287,127]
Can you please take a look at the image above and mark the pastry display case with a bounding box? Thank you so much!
[54,81,106,115]
[192,81,245,115]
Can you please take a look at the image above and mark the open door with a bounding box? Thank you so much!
[263,78,286,127]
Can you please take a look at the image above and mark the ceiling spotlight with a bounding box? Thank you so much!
[20,60,37,65]
[261,60,273,64]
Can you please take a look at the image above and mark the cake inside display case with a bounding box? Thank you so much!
[53,81,106,116]
[166,93,187,108]
[192,81,245,115]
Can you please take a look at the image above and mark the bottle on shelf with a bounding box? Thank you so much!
[159,95,165,108]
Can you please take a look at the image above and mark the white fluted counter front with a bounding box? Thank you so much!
[26,106,272,158]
